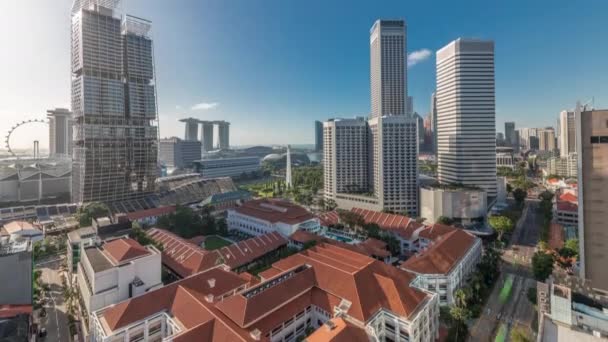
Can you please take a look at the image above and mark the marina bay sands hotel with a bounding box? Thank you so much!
[179,118,230,151]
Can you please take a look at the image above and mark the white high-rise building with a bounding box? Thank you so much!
[436,38,497,197]
[560,106,578,158]
[324,19,418,215]
[47,108,73,157]
[323,118,369,197]
[370,20,407,118]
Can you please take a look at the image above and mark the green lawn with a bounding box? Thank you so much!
[204,236,232,250]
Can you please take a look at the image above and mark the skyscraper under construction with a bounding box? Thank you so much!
[71,0,158,204]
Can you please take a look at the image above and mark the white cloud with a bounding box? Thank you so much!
[407,49,432,68]
[191,102,219,110]
[175,105,182,110]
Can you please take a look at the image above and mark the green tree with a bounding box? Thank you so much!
[217,218,229,236]
[77,202,110,226]
[563,238,579,257]
[488,216,514,241]
[130,226,164,251]
[532,251,554,281]
[437,216,454,225]
[363,223,380,239]
[512,188,527,205]
[325,199,337,211]
[338,211,365,230]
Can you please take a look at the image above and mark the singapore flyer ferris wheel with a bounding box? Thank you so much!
[4,118,49,159]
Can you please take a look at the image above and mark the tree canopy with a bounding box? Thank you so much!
[77,202,111,226]
[488,215,514,241]
[532,251,554,281]
[512,188,527,205]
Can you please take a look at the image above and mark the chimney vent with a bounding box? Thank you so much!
[208,278,216,288]
[250,329,261,340]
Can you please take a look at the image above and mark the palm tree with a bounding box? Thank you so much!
[454,289,468,309]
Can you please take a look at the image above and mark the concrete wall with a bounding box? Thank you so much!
[420,187,487,224]
[0,250,32,305]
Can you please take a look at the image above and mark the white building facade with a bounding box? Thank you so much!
[407,238,482,306]
[77,238,162,316]
[436,38,497,198]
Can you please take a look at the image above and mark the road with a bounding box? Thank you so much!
[37,257,70,342]
[469,199,541,341]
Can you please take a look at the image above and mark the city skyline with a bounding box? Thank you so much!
[1,0,607,149]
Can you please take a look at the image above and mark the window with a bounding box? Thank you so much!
[591,136,600,143]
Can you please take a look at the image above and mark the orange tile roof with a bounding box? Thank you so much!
[266,243,429,321]
[102,238,150,264]
[148,229,221,278]
[321,208,424,240]
[148,229,288,277]
[559,192,577,203]
[125,206,176,221]
[234,199,314,224]
[306,317,369,342]
[400,229,477,275]
[416,223,456,241]
[289,230,324,244]
[97,243,433,341]
[217,232,288,269]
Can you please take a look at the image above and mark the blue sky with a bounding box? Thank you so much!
[1,0,607,148]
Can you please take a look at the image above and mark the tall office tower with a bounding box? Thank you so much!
[47,108,73,157]
[436,38,497,197]
[370,20,407,118]
[413,113,424,145]
[314,121,323,152]
[496,132,505,146]
[577,109,608,293]
[519,127,539,150]
[217,122,230,149]
[324,19,417,214]
[201,122,214,152]
[505,122,516,148]
[560,108,578,158]
[430,92,437,154]
[323,118,370,197]
[71,1,159,204]
[538,128,556,152]
[180,118,200,141]
[407,96,414,115]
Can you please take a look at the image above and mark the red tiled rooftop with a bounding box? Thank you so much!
[125,206,176,221]
[234,199,314,224]
[416,223,456,241]
[306,317,369,342]
[558,192,577,204]
[400,229,477,275]
[96,242,433,341]
[102,238,151,264]
[320,208,423,240]
[148,229,288,277]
